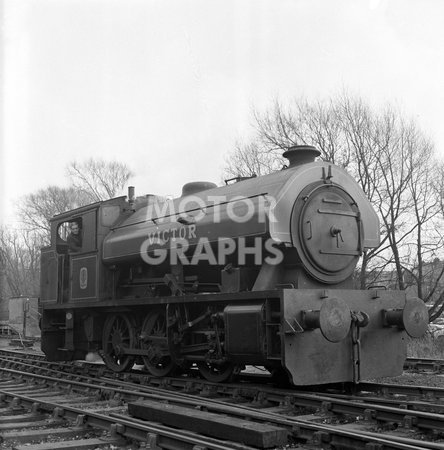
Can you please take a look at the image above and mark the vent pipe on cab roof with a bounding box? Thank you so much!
[283,145,321,168]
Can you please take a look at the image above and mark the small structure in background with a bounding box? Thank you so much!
[0,296,40,348]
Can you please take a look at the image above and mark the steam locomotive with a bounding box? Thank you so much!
[40,146,428,385]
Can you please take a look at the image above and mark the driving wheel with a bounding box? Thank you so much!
[141,311,176,376]
[101,313,136,372]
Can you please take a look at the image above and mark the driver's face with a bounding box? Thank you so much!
[71,224,79,234]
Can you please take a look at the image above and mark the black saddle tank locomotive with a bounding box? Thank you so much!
[40,146,428,384]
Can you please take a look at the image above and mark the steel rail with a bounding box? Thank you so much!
[0,356,444,432]
[0,364,442,450]
[3,350,442,403]
[356,381,444,399]
[0,388,254,450]
[2,350,444,375]
[3,357,444,436]
[2,357,444,434]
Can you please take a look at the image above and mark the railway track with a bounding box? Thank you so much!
[0,349,444,449]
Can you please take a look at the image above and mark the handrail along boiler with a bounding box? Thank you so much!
[39,145,428,385]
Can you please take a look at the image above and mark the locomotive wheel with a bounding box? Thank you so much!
[197,361,236,383]
[102,313,136,372]
[141,312,176,377]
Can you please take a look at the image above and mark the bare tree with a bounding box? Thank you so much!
[224,93,443,316]
[6,157,135,307]
[0,251,7,302]
[18,186,90,239]
[67,158,133,203]
[18,158,133,240]
[0,227,43,298]
[424,162,444,321]
[223,141,283,179]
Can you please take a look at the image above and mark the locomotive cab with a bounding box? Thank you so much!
[40,197,129,360]
[41,205,99,304]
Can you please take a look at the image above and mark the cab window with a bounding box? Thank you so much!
[57,219,83,253]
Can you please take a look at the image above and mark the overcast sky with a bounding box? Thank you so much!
[2,0,444,226]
